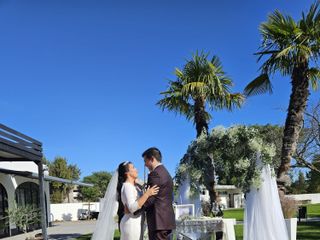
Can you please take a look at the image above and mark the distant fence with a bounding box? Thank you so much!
[50,202,100,221]
[288,193,320,204]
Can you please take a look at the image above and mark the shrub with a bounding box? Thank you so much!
[280,193,298,218]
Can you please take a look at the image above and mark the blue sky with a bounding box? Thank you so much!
[0,0,318,179]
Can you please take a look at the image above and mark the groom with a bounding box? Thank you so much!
[142,147,176,240]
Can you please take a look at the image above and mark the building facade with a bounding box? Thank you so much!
[0,162,51,237]
[200,185,245,209]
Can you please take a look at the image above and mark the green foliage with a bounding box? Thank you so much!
[307,155,320,193]
[5,205,40,233]
[245,2,320,96]
[250,124,283,168]
[79,171,112,202]
[48,156,81,203]
[290,171,309,194]
[158,51,243,136]
[176,125,278,194]
[244,2,320,181]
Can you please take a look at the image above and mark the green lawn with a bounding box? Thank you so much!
[234,222,320,240]
[223,203,320,221]
[307,203,320,218]
[297,221,320,240]
[228,203,320,240]
[223,208,244,221]
[234,225,243,240]
[75,230,120,240]
[76,224,320,240]
[76,204,320,240]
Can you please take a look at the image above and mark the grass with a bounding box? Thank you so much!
[297,221,320,240]
[76,204,320,240]
[223,208,244,221]
[75,230,120,240]
[75,234,91,240]
[234,222,320,240]
[76,224,320,240]
[307,203,320,218]
[223,203,320,221]
[234,225,243,240]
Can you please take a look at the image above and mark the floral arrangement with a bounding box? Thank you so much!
[176,125,277,194]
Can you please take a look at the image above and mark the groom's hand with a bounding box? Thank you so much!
[144,171,160,208]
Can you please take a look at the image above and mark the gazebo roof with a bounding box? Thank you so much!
[0,123,43,162]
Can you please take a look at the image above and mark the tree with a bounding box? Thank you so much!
[307,155,320,193]
[158,52,243,206]
[176,125,278,209]
[294,101,320,173]
[251,124,284,167]
[49,157,81,203]
[5,205,40,233]
[79,171,112,202]
[244,2,320,188]
[158,51,244,138]
[290,171,308,194]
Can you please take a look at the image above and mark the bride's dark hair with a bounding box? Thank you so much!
[117,161,132,228]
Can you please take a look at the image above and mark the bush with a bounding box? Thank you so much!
[5,205,41,233]
[280,193,298,218]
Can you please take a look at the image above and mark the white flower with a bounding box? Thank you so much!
[235,158,250,169]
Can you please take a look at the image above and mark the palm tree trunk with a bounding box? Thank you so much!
[194,98,218,208]
[194,97,208,138]
[204,177,217,212]
[277,63,310,189]
[203,156,218,211]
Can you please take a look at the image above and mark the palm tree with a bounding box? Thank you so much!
[244,2,320,188]
[158,51,243,206]
[158,51,244,138]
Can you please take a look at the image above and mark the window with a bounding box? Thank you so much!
[0,184,8,237]
[15,182,39,207]
[15,182,41,232]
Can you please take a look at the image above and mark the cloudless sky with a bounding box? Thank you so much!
[0,0,318,179]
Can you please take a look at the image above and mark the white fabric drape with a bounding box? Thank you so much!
[91,170,119,240]
[244,157,289,240]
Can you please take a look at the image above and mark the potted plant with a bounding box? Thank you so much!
[5,204,41,238]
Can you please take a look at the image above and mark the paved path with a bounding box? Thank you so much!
[5,221,96,240]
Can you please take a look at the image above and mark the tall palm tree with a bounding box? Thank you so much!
[158,51,244,138]
[244,2,320,187]
[158,52,243,205]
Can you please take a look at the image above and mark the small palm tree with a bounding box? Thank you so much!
[158,52,243,206]
[244,2,320,185]
[158,51,244,138]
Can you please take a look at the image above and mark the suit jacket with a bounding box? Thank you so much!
[144,164,176,232]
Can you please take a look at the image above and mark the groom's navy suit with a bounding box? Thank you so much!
[144,164,176,240]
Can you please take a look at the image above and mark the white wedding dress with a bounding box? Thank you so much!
[120,182,145,240]
[91,172,145,240]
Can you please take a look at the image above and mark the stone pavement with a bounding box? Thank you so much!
[4,221,96,240]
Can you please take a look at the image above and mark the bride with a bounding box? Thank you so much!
[91,161,159,240]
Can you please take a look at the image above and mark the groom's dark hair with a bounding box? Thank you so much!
[142,147,162,162]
